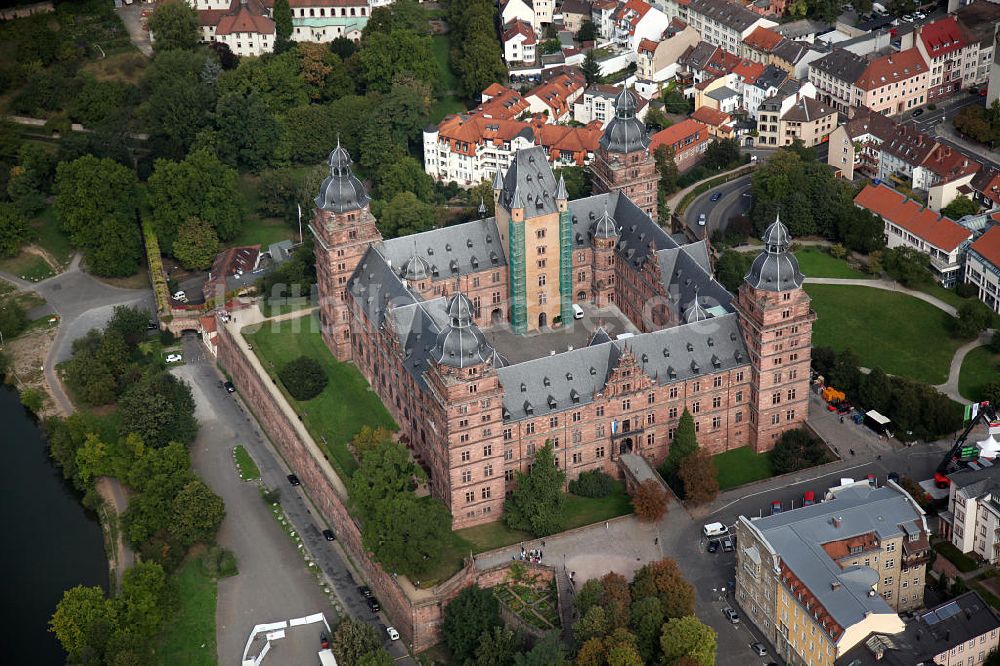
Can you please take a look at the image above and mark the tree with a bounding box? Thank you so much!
[117,372,198,448]
[574,605,609,643]
[504,441,567,536]
[146,149,241,252]
[118,561,169,640]
[170,479,225,547]
[377,156,435,203]
[279,356,328,400]
[513,631,567,666]
[360,29,440,94]
[828,347,862,396]
[771,429,829,475]
[362,494,452,576]
[631,478,669,520]
[702,139,741,170]
[148,2,200,52]
[384,78,433,148]
[215,91,280,172]
[582,49,601,85]
[50,585,118,663]
[273,0,293,50]
[714,250,752,293]
[173,218,219,271]
[953,300,994,339]
[630,596,665,663]
[443,585,502,662]
[600,572,632,630]
[554,166,591,200]
[378,192,437,238]
[881,246,931,287]
[659,616,716,666]
[981,381,1000,407]
[349,440,423,518]
[661,408,697,492]
[631,558,695,620]
[575,578,604,618]
[578,20,598,42]
[0,202,28,257]
[143,50,216,159]
[474,625,518,666]
[575,637,607,666]
[351,425,396,456]
[679,449,719,505]
[941,195,978,220]
[569,469,616,497]
[858,366,892,412]
[55,155,141,277]
[332,618,383,665]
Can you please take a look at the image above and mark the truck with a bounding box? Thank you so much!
[863,410,893,438]
[821,387,846,404]
[934,403,999,488]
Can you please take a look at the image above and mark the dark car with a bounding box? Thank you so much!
[837,401,853,414]
[710,191,722,202]
[224,381,236,393]
[147,320,158,331]
[287,474,301,486]
[358,585,373,598]
[888,471,900,483]
[367,596,381,612]
[322,528,335,541]
[721,536,734,552]
[707,539,720,553]
[912,108,924,116]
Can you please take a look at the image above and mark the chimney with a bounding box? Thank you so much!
[831,581,842,591]
[833,516,842,528]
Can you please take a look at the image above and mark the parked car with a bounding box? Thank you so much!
[707,539,720,553]
[912,108,924,116]
[322,529,335,541]
[165,353,182,363]
[224,381,236,393]
[698,213,706,226]
[387,626,400,641]
[172,290,187,301]
[770,500,783,515]
[710,191,722,202]
[358,585,373,598]
[287,474,301,486]
[721,536,734,552]
[367,596,381,612]
[751,642,768,657]
[867,474,877,486]
[147,320,158,331]
[888,471,900,483]
[837,401,853,414]
[803,491,816,506]
[724,607,740,624]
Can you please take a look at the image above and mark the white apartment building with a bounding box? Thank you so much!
[612,0,671,53]
[681,0,776,54]
[808,48,867,115]
[902,15,982,102]
[941,460,1000,563]
[964,226,1000,315]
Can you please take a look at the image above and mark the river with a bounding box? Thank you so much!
[0,384,109,664]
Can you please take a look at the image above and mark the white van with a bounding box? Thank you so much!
[572,303,584,320]
[703,522,729,538]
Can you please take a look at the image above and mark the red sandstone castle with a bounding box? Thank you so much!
[312,91,814,529]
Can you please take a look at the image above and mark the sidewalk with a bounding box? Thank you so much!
[665,164,754,214]
[803,276,957,316]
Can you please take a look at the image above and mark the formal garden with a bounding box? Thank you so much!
[492,564,561,633]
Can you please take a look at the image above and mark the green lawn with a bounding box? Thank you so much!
[231,216,295,248]
[155,558,218,666]
[31,206,73,267]
[233,444,261,481]
[958,346,1000,402]
[244,314,397,479]
[794,248,869,279]
[914,281,977,312]
[0,252,54,281]
[933,540,978,573]
[713,447,774,490]
[805,284,962,385]
[430,35,465,122]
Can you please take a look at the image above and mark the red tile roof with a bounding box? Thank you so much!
[526,70,585,119]
[477,85,530,120]
[613,0,654,35]
[197,8,226,28]
[691,106,732,127]
[917,15,973,58]
[503,18,536,45]
[638,38,659,54]
[436,115,535,157]
[534,122,602,163]
[855,48,927,91]
[650,118,709,150]
[731,59,766,84]
[969,226,1000,269]
[743,26,784,52]
[854,183,971,253]
[920,144,981,182]
[216,4,275,36]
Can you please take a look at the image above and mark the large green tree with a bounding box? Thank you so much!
[503,441,566,536]
[0,202,28,257]
[714,250,753,293]
[143,50,217,159]
[474,625,518,666]
[117,372,198,448]
[50,585,119,663]
[882,246,931,286]
[659,615,716,666]
[359,29,440,94]
[771,429,829,475]
[361,494,452,576]
[146,148,241,252]
[631,558,695,620]
[941,195,978,220]
[148,2,200,52]
[332,618,384,665]
[582,49,601,85]
[378,192,437,239]
[55,155,141,277]
[273,0,293,49]
[443,585,502,662]
[173,218,220,271]
[376,156,435,203]
[661,408,697,492]
[215,91,280,172]
[170,479,226,547]
[954,299,994,339]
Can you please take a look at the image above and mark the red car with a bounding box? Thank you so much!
[803,491,816,506]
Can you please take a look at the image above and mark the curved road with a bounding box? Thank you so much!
[683,175,753,240]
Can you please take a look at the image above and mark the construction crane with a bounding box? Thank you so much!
[934,402,1000,489]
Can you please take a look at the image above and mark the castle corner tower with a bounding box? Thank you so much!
[312,142,381,361]
[590,88,659,222]
[735,215,815,453]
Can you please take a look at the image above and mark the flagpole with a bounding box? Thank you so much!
[298,204,303,244]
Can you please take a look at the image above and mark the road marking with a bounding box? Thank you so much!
[712,460,880,514]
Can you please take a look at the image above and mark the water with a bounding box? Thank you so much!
[0,385,109,665]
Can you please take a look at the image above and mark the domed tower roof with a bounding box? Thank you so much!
[433,293,493,368]
[599,88,650,155]
[315,139,369,214]
[486,346,509,369]
[744,213,804,292]
[401,253,431,280]
[592,204,619,240]
[684,286,711,323]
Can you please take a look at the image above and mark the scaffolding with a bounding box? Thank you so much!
[509,218,527,334]
[558,208,573,324]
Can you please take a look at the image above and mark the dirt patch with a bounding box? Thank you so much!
[3,326,61,417]
[22,244,60,272]
[95,476,136,590]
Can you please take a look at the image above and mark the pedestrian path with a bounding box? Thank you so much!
[803,277,957,316]
[934,332,994,402]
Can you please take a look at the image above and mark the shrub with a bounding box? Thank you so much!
[569,469,616,497]
[955,282,979,299]
[771,429,831,475]
[20,387,44,414]
[631,479,668,522]
[278,355,328,400]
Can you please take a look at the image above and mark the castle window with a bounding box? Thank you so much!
[549,416,559,428]
[669,387,678,399]
[505,469,514,480]
[648,392,655,404]
[484,444,493,456]
[596,406,604,417]
[461,450,470,462]
[526,423,535,434]
[787,388,797,401]
[572,452,582,464]
[669,407,677,418]
[771,392,781,405]
[465,491,474,503]
[692,401,700,414]
[595,446,605,458]
[622,399,631,410]
[714,376,723,388]
[786,409,796,421]
[735,391,743,403]
[536,229,546,239]
[462,470,472,483]
[712,396,721,409]
[505,448,513,461]
[482,487,491,500]
[484,464,493,477]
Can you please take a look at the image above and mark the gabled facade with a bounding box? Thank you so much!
[613,0,671,52]
[904,15,980,102]
[854,48,929,117]
[502,18,537,65]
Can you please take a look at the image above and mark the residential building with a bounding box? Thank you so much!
[955,1,1000,87]
[853,48,929,117]
[964,225,1000,314]
[735,482,930,665]
[971,167,1000,210]
[500,0,537,32]
[771,39,823,80]
[741,25,784,63]
[691,105,735,139]
[285,0,369,43]
[903,15,980,102]
[524,69,587,122]
[775,96,837,147]
[613,0,671,52]
[590,89,659,221]
[315,142,812,528]
[479,83,531,121]
[502,18,537,65]
[743,64,789,118]
[695,74,742,114]
[774,18,829,44]
[573,84,650,127]
[592,0,619,40]
[531,0,555,27]
[855,183,973,286]
[683,0,776,54]
[940,459,1000,562]
[649,118,713,172]
[809,48,868,115]
[635,20,701,82]
[559,0,592,34]
[836,592,1000,665]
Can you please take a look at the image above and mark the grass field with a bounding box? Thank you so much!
[805,284,961,385]
[713,447,774,490]
[155,558,218,666]
[31,206,73,267]
[914,281,978,312]
[231,216,295,248]
[958,346,1000,402]
[794,248,869,279]
[244,314,397,479]
[233,444,261,481]
[430,35,465,122]
[0,252,54,281]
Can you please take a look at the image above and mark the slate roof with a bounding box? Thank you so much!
[499,146,562,218]
[752,483,928,632]
[687,0,764,33]
[774,18,829,40]
[810,48,868,85]
[771,39,813,65]
[706,85,740,101]
[379,217,507,283]
[751,64,789,91]
[781,96,835,123]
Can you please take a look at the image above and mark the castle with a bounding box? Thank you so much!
[312,91,814,529]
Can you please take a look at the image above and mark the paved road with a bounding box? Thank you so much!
[177,336,415,665]
[116,3,153,57]
[684,175,752,240]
